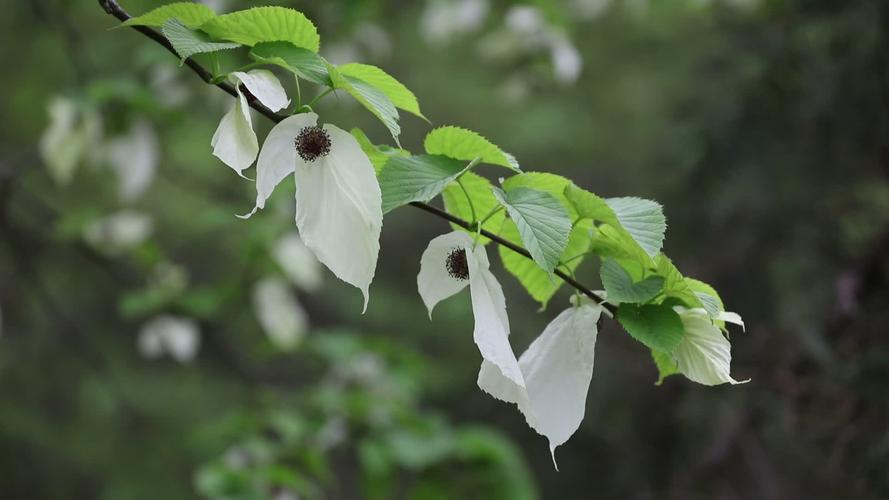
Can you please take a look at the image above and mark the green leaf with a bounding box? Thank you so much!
[337,64,425,119]
[654,255,704,308]
[599,259,665,304]
[329,65,401,143]
[424,126,520,171]
[379,155,469,214]
[564,183,615,223]
[617,303,684,353]
[651,349,680,385]
[161,18,239,64]
[201,7,320,52]
[499,219,593,307]
[605,197,666,257]
[441,172,505,245]
[350,128,408,174]
[121,2,215,29]
[250,42,329,85]
[492,187,571,274]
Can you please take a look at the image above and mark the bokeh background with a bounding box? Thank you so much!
[1,0,888,498]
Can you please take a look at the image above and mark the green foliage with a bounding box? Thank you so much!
[351,128,408,174]
[600,259,665,304]
[338,64,425,120]
[378,155,469,214]
[617,303,684,353]
[606,197,667,257]
[250,42,330,86]
[651,349,680,386]
[493,187,572,275]
[424,126,520,171]
[201,7,320,52]
[498,219,592,307]
[121,2,215,29]
[440,172,505,244]
[329,65,401,143]
[162,19,239,64]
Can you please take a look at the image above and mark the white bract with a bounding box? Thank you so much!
[241,113,383,311]
[39,97,103,185]
[273,232,323,292]
[211,70,289,176]
[104,119,159,201]
[83,210,154,255]
[479,296,603,468]
[137,315,201,363]
[417,231,526,409]
[672,307,749,386]
[252,277,308,351]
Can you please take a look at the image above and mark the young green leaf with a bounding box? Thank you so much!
[605,197,666,257]
[379,155,469,213]
[493,187,571,275]
[329,65,401,143]
[616,303,684,353]
[599,259,665,304]
[162,19,239,64]
[121,2,216,29]
[337,64,425,120]
[651,349,680,385]
[424,126,520,171]
[503,172,574,214]
[350,128,408,174]
[499,219,593,307]
[250,42,329,85]
[655,255,704,309]
[564,183,614,223]
[441,172,505,244]
[201,7,320,52]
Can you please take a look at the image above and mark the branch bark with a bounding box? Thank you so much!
[97,0,615,314]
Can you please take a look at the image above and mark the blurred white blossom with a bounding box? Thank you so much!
[149,63,190,107]
[354,22,393,60]
[138,315,201,363]
[548,32,583,84]
[273,232,323,292]
[83,210,153,255]
[571,0,612,20]
[252,277,308,351]
[421,0,490,44]
[104,119,159,202]
[39,97,102,185]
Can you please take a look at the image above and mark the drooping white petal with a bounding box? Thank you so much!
[294,124,382,312]
[673,307,748,386]
[468,249,525,391]
[253,277,308,351]
[417,231,474,317]
[230,70,290,112]
[211,89,257,176]
[39,97,103,185]
[239,113,318,219]
[105,120,159,201]
[83,210,154,255]
[479,298,603,467]
[273,232,323,291]
[138,315,200,363]
[716,310,745,332]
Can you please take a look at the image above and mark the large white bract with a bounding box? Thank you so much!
[241,113,383,312]
[211,70,289,176]
[672,307,749,386]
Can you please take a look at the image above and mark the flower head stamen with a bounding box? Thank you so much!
[445,248,469,281]
[295,126,332,162]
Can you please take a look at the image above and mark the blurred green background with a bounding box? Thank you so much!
[1,0,888,498]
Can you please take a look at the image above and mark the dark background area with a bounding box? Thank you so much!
[1,0,887,498]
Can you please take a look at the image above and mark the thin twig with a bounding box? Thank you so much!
[97,0,615,314]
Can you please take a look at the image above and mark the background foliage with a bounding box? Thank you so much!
[1,0,888,498]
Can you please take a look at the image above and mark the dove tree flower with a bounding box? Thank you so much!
[138,315,201,363]
[417,231,526,403]
[211,70,289,176]
[478,297,604,466]
[241,113,383,311]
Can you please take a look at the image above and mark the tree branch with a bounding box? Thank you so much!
[97,0,615,314]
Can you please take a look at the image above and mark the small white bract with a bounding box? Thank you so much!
[252,277,308,351]
[137,315,201,363]
[671,307,749,386]
[240,113,383,312]
[211,70,289,176]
